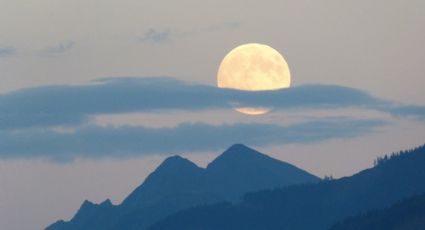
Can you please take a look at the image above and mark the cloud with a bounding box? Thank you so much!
[0,118,385,161]
[0,47,17,57]
[138,22,239,43]
[38,41,75,55]
[1,76,422,160]
[388,105,425,121]
[0,76,423,131]
[139,29,171,43]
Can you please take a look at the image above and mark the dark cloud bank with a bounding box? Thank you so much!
[0,46,17,57]
[0,77,423,160]
[0,119,384,161]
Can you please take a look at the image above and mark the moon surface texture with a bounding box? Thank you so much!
[217,43,291,115]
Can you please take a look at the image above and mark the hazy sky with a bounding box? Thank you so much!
[1,1,425,230]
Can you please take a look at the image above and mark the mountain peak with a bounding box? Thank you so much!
[78,199,113,212]
[156,155,199,172]
[207,144,268,169]
[99,199,113,207]
[223,144,264,157]
[70,199,114,224]
[80,200,95,210]
[226,143,254,153]
[163,154,188,163]
[121,155,204,207]
[205,144,320,200]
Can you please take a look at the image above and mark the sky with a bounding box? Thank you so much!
[0,1,425,230]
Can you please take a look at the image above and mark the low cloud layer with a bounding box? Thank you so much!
[0,118,384,161]
[0,77,423,131]
[0,76,423,160]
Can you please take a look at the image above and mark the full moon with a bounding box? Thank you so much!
[217,43,291,115]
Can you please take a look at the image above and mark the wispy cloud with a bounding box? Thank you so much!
[0,77,423,131]
[389,105,425,121]
[38,41,75,56]
[139,29,171,43]
[138,22,240,43]
[0,118,385,161]
[0,46,17,57]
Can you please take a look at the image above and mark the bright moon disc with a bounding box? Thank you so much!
[217,43,291,115]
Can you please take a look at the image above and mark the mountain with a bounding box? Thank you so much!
[205,144,320,200]
[122,155,211,208]
[149,144,425,230]
[330,192,425,230]
[46,144,319,230]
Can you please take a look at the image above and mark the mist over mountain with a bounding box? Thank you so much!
[149,144,425,230]
[46,144,319,230]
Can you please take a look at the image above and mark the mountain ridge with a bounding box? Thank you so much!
[148,144,425,230]
[46,144,320,230]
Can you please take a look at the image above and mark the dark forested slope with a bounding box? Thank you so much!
[149,144,425,230]
[330,192,425,230]
[46,144,319,230]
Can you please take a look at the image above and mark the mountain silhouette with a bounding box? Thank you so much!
[330,192,425,230]
[122,155,209,208]
[149,144,425,230]
[206,144,320,200]
[46,144,319,230]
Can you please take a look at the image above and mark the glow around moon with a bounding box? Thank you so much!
[217,43,291,115]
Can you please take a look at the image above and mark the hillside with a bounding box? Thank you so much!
[46,144,319,230]
[149,144,425,230]
[329,192,425,230]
